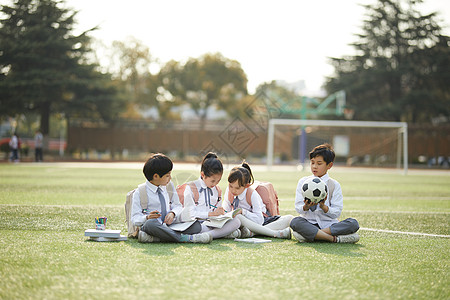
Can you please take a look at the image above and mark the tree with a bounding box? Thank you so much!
[94,37,177,120]
[325,0,450,123]
[106,38,156,104]
[158,53,248,125]
[0,0,122,134]
[255,81,304,118]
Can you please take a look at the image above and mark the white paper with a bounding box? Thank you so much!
[234,238,272,243]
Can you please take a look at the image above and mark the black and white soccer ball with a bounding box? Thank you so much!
[301,177,328,204]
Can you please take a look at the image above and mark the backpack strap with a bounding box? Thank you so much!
[245,187,253,207]
[216,185,222,202]
[191,182,221,205]
[138,183,147,210]
[327,179,335,205]
[189,182,200,204]
[129,183,147,238]
[166,180,175,205]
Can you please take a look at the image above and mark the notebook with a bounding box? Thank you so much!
[88,236,128,242]
[84,229,121,238]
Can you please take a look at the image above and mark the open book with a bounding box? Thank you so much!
[202,211,234,228]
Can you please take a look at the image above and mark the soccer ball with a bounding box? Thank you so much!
[301,177,328,203]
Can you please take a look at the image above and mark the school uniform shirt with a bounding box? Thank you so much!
[9,135,18,149]
[294,173,343,229]
[223,187,265,225]
[183,178,221,219]
[131,181,182,227]
[34,132,43,148]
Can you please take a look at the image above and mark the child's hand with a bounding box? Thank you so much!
[209,207,225,216]
[232,208,242,218]
[147,210,161,219]
[318,200,329,213]
[164,212,175,225]
[303,199,317,211]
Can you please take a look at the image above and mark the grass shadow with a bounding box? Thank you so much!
[234,242,268,249]
[204,240,234,251]
[123,236,279,254]
[125,238,183,256]
[296,241,366,257]
[124,238,238,255]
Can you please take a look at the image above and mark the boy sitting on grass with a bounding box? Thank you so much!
[131,153,212,243]
[290,144,360,243]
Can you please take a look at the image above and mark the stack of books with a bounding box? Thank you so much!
[84,229,127,242]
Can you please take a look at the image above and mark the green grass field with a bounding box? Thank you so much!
[1,163,449,300]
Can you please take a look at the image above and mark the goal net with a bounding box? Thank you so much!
[267,119,408,174]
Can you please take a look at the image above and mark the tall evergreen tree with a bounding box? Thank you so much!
[0,0,121,134]
[326,0,450,123]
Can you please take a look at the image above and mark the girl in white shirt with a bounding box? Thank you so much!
[183,152,241,239]
[223,162,293,239]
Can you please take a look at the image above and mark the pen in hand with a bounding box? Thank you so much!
[210,204,227,213]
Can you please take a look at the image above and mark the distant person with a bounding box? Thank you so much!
[9,132,19,162]
[132,153,212,243]
[290,143,360,243]
[222,161,293,239]
[182,152,241,239]
[34,130,43,162]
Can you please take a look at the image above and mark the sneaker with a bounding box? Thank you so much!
[292,231,307,243]
[138,230,160,243]
[240,227,254,238]
[337,233,360,243]
[278,227,292,239]
[224,229,241,239]
[189,232,213,244]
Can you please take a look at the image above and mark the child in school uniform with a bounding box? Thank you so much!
[290,143,360,243]
[183,152,242,239]
[223,162,293,239]
[132,153,212,243]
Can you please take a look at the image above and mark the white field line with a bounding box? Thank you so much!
[344,197,450,201]
[360,227,450,238]
[278,208,450,215]
[278,197,450,202]
[344,210,450,214]
[20,162,450,175]
[0,203,120,208]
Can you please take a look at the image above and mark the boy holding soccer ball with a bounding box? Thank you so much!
[290,143,360,243]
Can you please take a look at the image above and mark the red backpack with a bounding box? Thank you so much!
[227,181,280,217]
[177,181,222,206]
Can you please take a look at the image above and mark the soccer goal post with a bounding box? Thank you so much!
[267,119,408,174]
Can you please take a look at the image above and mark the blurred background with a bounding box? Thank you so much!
[0,0,449,168]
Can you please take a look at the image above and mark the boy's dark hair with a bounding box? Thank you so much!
[201,152,223,177]
[228,161,254,187]
[143,153,173,181]
[309,143,335,164]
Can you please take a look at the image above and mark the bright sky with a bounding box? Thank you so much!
[65,0,450,95]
